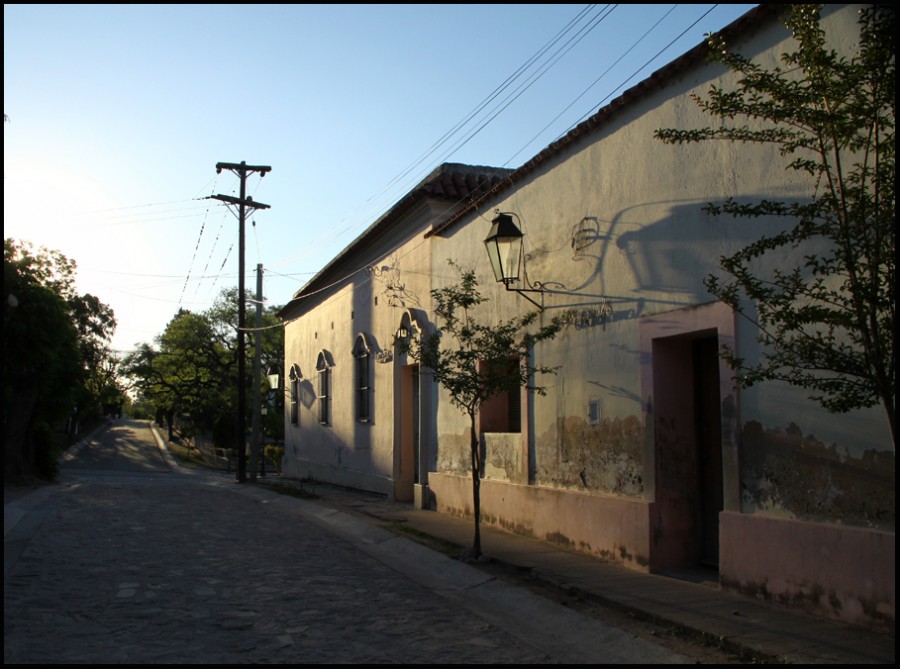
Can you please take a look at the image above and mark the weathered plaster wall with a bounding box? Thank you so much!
[739,419,895,530]
[537,415,644,495]
[434,427,470,475]
[483,432,526,484]
[420,6,894,629]
[429,472,654,569]
[430,3,892,511]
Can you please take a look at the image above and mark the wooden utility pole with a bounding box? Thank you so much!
[210,161,271,483]
[250,263,263,482]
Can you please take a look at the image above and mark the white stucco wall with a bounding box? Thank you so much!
[428,3,892,502]
[281,200,436,496]
[279,4,893,628]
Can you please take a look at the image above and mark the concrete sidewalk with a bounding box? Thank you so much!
[283,478,894,665]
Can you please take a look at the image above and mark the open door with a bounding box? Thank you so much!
[652,331,724,570]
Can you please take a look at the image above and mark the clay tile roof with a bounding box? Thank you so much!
[278,162,512,317]
[421,163,512,201]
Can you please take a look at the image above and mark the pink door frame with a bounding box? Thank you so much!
[639,301,741,571]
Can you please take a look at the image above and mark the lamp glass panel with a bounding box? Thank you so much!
[498,236,522,282]
[485,238,504,282]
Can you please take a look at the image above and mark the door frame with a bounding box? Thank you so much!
[639,301,741,572]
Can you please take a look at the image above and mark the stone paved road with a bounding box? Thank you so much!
[5,421,688,664]
[7,478,556,664]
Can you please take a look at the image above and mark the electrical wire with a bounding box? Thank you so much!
[279,5,733,317]
[89,5,739,341]
[276,4,616,269]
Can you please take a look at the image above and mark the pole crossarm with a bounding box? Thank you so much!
[216,161,271,175]
[208,194,271,210]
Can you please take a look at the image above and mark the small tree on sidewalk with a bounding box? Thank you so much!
[403,262,562,558]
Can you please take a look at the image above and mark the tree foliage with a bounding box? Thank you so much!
[122,287,284,450]
[4,239,119,481]
[654,5,895,444]
[403,262,562,557]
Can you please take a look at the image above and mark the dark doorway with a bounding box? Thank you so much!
[653,331,723,571]
[693,336,723,567]
[396,363,419,502]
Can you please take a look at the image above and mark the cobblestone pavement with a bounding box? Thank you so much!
[5,467,688,664]
[6,477,558,664]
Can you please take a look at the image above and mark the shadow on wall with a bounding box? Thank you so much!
[298,379,316,409]
[519,196,799,322]
[613,198,798,297]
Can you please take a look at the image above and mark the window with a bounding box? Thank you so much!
[353,334,371,422]
[289,364,301,426]
[479,356,521,433]
[316,351,332,425]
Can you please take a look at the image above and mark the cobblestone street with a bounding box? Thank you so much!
[5,421,688,664]
[6,478,568,663]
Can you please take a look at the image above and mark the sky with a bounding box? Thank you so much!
[4,4,757,355]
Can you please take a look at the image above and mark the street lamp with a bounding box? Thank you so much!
[484,212,546,309]
[258,368,281,477]
[266,369,280,391]
[484,213,524,286]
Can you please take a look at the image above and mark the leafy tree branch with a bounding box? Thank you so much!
[655,5,894,444]
[402,261,562,557]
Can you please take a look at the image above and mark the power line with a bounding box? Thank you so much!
[281,5,737,315]
[276,4,615,269]
[569,4,720,130]
[505,4,677,167]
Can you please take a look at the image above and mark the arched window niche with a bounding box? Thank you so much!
[315,350,334,426]
[288,364,302,426]
[353,333,373,423]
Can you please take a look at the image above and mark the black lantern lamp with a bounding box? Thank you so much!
[484,213,524,285]
[484,212,545,309]
[266,368,280,391]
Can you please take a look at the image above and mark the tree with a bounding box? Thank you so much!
[403,262,562,558]
[4,239,117,480]
[70,293,118,399]
[654,5,895,445]
[122,286,284,451]
[124,309,231,442]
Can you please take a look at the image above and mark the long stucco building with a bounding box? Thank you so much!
[278,4,894,629]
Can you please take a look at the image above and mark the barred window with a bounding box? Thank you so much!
[289,364,301,426]
[353,334,371,422]
[316,351,332,425]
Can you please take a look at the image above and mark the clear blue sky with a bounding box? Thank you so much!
[4,4,756,354]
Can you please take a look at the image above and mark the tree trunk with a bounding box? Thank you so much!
[469,411,481,558]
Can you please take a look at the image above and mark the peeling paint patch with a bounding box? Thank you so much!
[484,433,525,483]
[436,430,471,474]
[537,415,644,496]
[740,421,895,530]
